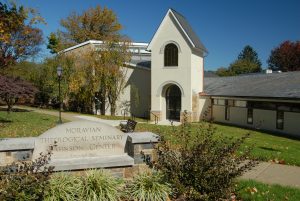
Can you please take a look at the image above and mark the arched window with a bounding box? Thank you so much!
[164,43,178,66]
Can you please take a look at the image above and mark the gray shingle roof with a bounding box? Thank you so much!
[170,9,208,53]
[204,72,300,99]
[129,55,151,69]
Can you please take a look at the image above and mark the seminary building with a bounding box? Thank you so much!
[62,9,300,138]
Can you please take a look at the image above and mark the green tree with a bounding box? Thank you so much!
[216,67,234,77]
[47,5,122,53]
[68,41,131,115]
[229,59,261,75]
[0,2,44,69]
[238,45,262,67]
[47,32,62,54]
[216,45,262,76]
[268,40,300,72]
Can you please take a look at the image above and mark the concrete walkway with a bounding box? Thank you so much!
[241,162,300,189]
[14,106,300,188]
[16,106,125,126]
[151,120,182,126]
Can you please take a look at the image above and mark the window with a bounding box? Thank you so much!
[213,99,225,106]
[234,100,247,107]
[164,43,178,66]
[225,106,230,120]
[276,111,284,130]
[247,108,253,124]
[225,100,230,120]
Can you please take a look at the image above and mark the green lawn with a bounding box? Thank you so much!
[0,109,58,138]
[1,108,300,166]
[135,123,300,166]
[237,180,300,201]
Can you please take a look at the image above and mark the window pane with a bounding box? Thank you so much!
[164,43,178,66]
[218,99,225,105]
[247,108,253,124]
[276,111,284,130]
[235,100,247,107]
[225,106,230,120]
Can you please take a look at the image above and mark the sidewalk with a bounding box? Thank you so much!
[241,162,300,189]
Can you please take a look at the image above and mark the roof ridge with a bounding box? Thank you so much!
[169,8,186,19]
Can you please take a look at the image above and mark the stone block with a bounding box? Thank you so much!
[0,137,35,151]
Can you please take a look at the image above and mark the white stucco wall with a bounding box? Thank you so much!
[149,12,204,121]
[105,66,151,118]
[198,96,211,121]
[284,112,300,136]
[212,105,300,137]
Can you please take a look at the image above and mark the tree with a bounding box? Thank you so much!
[105,42,131,116]
[238,45,262,67]
[216,67,234,77]
[67,41,131,115]
[268,41,300,72]
[0,2,44,69]
[47,32,62,54]
[229,59,261,75]
[47,5,122,53]
[216,45,262,76]
[0,75,38,113]
[144,115,256,200]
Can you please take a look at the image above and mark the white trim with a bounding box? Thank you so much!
[61,40,103,53]
[156,81,185,97]
[147,9,196,51]
[61,40,149,53]
[169,10,195,48]
[159,40,182,54]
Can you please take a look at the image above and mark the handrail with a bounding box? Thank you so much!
[121,109,128,120]
[121,109,136,121]
[144,111,150,123]
[150,111,159,125]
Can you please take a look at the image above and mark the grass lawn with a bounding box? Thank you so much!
[237,180,300,201]
[1,107,300,166]
[135,122,300,166]
[0,109,59,138]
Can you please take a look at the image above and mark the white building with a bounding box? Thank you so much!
[63,9,300,138]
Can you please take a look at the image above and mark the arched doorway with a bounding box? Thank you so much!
[166,85,181,120]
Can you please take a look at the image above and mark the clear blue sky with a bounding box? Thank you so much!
[10,0,300,70]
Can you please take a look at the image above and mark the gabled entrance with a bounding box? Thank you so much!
[166,85,181,120]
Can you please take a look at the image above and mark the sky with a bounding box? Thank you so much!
[6,0,300,70]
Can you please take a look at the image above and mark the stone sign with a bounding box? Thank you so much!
[32,121,133,170]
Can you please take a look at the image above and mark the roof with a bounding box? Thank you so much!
[170,9,208,53]
[204,71,300,99]
[61,40,150,54]
[128,55,151,69]
[147,9,208,53]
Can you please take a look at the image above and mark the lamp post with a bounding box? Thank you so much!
[57,66,63,124]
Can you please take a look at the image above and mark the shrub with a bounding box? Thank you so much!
[44,173,82,201]
[0,148,54,201]
[126,171,171,201]
[80,169,123,201]
[145,113,257,200]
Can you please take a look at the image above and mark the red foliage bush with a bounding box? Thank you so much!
[0,75,37,112]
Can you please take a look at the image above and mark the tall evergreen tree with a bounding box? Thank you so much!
[238,45,262,68]
[216,45,262,76]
